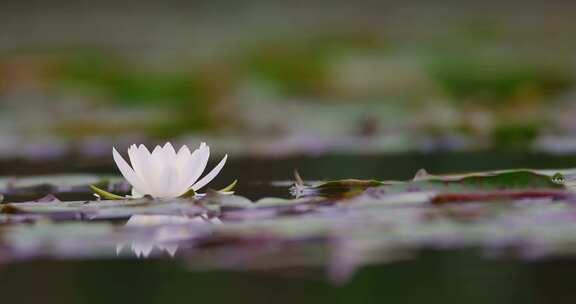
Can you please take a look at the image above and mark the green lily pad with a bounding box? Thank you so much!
[294,169,568,200]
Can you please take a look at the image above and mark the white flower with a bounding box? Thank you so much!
[113,142,227,199]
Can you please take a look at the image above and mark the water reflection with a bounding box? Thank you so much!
[116,214,221,258]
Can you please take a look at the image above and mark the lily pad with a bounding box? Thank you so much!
[293,169,569,200]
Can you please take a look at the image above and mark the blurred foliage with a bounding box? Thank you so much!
[2,29,576,150]
[240,33,383,97]
[492,121,542,149]
[50,48,574,109]
[55,53,203,106]
[428,54,573,102]
[49,52,221,136]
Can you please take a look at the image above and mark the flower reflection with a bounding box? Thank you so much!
[116,214,221,258]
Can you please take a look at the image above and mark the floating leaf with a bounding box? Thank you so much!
[291,179,385,199]
[365,169,566,199]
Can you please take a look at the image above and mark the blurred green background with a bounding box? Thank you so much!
[3,0,576,159]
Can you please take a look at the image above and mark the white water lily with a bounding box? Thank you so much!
[113,142,227,199]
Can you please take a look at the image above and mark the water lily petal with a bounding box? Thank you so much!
[192,154,228,191]
[181,143,210,190]
[174,145,194,192]
[160,143,182,196]
[159,163,180,198]
[176,145,192,177]
[128,145,149,189]
[146,145,168,196]
[136,144,155,191]
[176,145,191,162]
[163,142,177,161]
[113,148,147,195]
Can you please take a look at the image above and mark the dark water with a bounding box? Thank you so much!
[6,151,576,177]
[2,250,576,304]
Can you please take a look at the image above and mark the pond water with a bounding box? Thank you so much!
[3,151,576,200]
[2,151,576,304]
